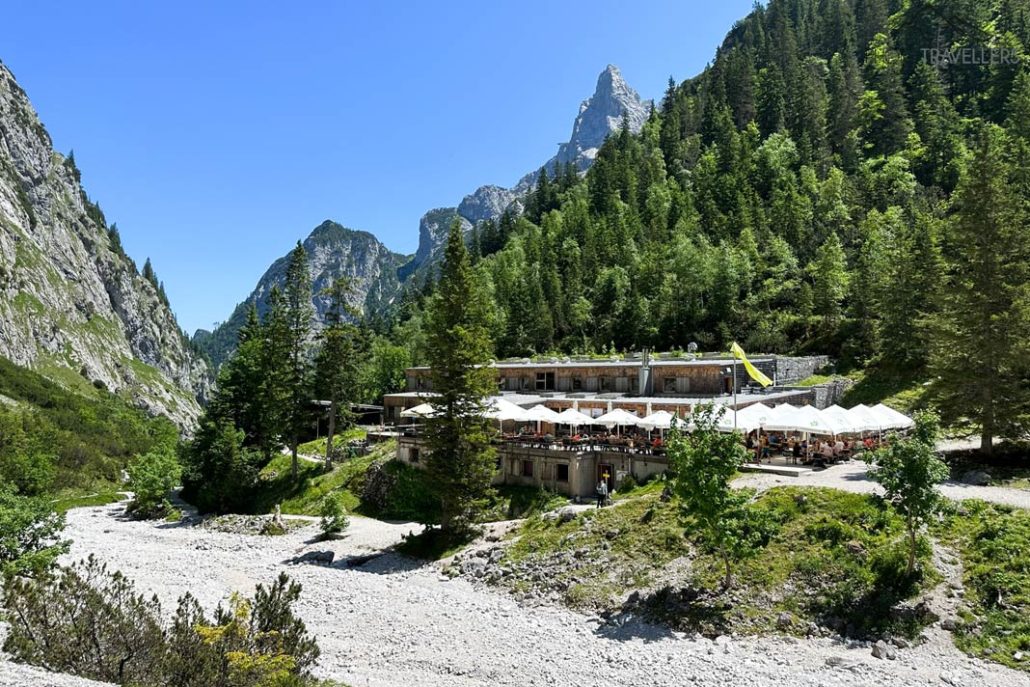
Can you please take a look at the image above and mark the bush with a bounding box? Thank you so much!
[0,487,67,576]
[618,474,638,492]
[3,557,324,687]
[127,450,181,518]
[180,419,263,514]
[319,493,349,538]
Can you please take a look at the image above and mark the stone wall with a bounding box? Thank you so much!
[774,356,831,384]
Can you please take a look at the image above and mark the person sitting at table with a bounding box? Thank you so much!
[833,438,845,456]
[820,441,835,461]
[791,439,802,462]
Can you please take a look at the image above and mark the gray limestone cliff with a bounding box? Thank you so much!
[0,61,209,427]
[401,64,649,276]
[196,220,408,367]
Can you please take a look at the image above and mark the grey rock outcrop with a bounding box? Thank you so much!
[400,64,649,276]
[515,65,650,192]
[196,220,409,367]
[0,61,208,427]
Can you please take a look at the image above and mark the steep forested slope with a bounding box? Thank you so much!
[384,0,1030,378]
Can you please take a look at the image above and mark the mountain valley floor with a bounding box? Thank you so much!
[4,499,1026,687]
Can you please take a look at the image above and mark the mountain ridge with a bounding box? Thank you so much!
[197,64,648,367]
[0,61,209,427]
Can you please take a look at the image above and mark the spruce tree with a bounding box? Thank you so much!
[930,125,1030,455]
[282,242,314,478]
[315,278,362,470]
[423,219,496,536]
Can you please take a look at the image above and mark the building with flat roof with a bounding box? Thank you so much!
[383,351,833,499]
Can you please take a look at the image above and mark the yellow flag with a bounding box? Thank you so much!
[730,342,773,387]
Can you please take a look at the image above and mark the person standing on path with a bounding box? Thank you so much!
[596,479,609,508]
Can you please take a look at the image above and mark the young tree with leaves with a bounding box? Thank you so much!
[422,219,497,536]
[668,405,771,589]
[866,411,948,574]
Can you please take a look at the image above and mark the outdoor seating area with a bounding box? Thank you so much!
[397,397,913,465]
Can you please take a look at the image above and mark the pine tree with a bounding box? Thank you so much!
[423,219,496,536]
[930,125,1030,455]
[282,242,314,478]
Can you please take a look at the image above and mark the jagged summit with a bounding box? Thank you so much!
[402,65,650,276]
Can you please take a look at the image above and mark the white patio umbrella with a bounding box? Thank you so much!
[400,402,436,418]
[523,404,560,433]
[554,407,594,428]
[483,397,529,422]
[792,404,837,435]
[639,410,676,431]
[848,404,886,433]
[759,403,801,432]
[734,402,772,433]
[595,408,640,434]
[821,404,861,435]
[871,403,915,430]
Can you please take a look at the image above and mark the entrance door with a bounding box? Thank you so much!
[597,463,615,492]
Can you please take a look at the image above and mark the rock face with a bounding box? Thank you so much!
[515,65,650,192]
[203,65,648,360]
[400,64,649,276]
[0,62,208,427]
[197,220,409,367]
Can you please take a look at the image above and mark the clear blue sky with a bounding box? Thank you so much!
[4,0,755,333]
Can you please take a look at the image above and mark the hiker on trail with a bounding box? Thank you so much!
[596,479,609,508]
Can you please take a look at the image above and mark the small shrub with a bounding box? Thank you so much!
[127,450,181,519]
[0,487,67,576]
[618,474,638,492]
[319,493,349,538]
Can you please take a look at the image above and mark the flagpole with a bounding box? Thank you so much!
[732,359,738,431]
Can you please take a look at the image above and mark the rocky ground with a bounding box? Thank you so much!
[735,460,1030,510]
[3,501,1027,687]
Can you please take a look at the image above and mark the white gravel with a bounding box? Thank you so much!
[735,461,1030,510]
[8,502,1016,687]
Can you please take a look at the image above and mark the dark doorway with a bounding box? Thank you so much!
[597,463,614,492]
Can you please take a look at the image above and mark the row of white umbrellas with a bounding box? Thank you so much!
[716,402,913,435]
[402,398,913,436]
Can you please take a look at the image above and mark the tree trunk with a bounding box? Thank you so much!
[981,386,995,456]
[907,521,917,575]
[722,554,733,590]
[325,398,337,471]
[291,433,299,479]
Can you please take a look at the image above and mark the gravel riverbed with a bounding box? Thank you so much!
[2,502,1020,687]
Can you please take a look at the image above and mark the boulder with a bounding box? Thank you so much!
[294,550,334,566]
[961,470,992,486]
[871,640,896,660]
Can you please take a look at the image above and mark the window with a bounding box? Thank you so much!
[600,376,611,391]
[556,464,569,482]
[535,372,555,391]
[572,377,582,390]
[410,448,420,464]
[522,460,534,477]
[664,377,677,393]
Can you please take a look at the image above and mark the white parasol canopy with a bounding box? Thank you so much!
[871,403,915,430]
[400,402,436,418]
[848,404,886,433]
[483,397,529,422]
[554,407,594,427]
[820,404,861,435]
[595,408,641,429]
[523,405,560,422]
[734,402,773,432]
[638,410,676,431]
